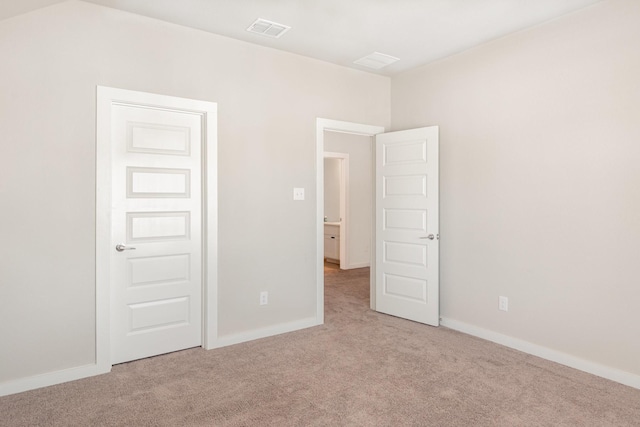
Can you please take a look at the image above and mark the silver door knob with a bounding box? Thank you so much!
[115,244,136,252]
[420,234,435,240]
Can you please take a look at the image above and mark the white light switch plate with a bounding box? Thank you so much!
[293,187,305,201]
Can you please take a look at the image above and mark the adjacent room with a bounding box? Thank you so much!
[1,0,639,424]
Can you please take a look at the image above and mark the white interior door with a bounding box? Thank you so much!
[110,103,203,364]
[375,126,439,326]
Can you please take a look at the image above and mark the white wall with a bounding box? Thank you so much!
[0,0,390,384]
[323,158,341,222]
[391,0,640,377]
[324,132,372,268]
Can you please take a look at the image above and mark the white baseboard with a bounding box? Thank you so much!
[345,261,370,269]
[0,363,109,397]
[1,317,320,397]
[13,317,635,397]
[440,317,640,390]
[211,317,320,349]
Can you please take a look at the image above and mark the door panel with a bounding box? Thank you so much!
[127,122,191,155]
[111,104,202,364]
[128,254,190,287]
[127,167,191,198]
[375,127,439,326]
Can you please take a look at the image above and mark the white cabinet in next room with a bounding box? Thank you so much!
[324,223,340,264]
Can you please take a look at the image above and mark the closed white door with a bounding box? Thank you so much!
[110,103,203,364]
[375,126,439,326]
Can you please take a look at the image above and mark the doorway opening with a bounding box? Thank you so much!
[316,119,385,324]
[323,131,376,272]
[323,152,347,268]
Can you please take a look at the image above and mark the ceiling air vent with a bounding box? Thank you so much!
[353,52,400,70]
[246,18,291,39]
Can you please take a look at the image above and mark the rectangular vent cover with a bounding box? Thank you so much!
[354,52,400,70]
[247,18,291,38]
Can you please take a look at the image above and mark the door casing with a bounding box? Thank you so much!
[96,86,218,372]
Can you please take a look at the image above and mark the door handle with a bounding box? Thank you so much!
[420,234,435,240]
[115,244,136,252]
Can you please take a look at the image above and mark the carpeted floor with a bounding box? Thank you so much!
[2,266,639,426]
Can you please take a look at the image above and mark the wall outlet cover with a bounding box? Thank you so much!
[293,187,305,201]
[499,296,509,312]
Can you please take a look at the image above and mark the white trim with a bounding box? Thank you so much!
[211,317,319,349]
[346,261,371,269]
[96,87,113,375]
[323,151,349,269]
[440,317,640,390]
[203,99,219,350]
[96,87,218,359]
[316,119,385,324]
[0,364,102,397]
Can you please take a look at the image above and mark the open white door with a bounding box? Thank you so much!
[375,126,439,326]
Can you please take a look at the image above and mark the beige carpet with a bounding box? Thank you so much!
[2,266,639,426]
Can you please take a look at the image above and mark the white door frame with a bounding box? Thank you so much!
[323,152,349,268]
[96,86,218,373]
[316,118,385,324]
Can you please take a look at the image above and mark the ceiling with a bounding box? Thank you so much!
[2,0,602,75]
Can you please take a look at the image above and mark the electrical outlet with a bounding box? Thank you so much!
[499,296,508,312]
[260,291,268,305]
